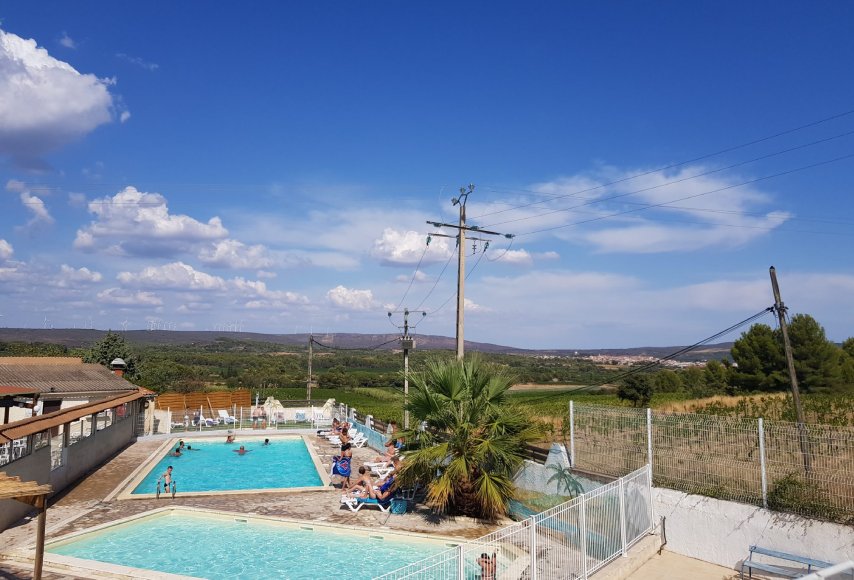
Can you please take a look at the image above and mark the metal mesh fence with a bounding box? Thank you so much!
[374,465,653,580]
[570,402,854,524]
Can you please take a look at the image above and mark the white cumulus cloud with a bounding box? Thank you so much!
[198,239,275,269]
[0,29,118,164]
[371,228,453,266]
[117,261,227,291]
[56,264,102,287]
[0,239,13,261]
[327,285,376,311]
[75,186,228,256]
[492,249,533,265]
[97,288,163,306]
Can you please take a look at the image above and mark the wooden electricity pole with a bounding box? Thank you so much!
[427,184,513,360]
[769,266,812,473]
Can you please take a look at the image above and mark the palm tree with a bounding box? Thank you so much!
[546,463,584,498]
[397,356,541,520]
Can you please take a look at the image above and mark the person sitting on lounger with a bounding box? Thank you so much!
[318,417,341,437]
[374,437,404,462]
[345,466,374,496]
[368,473,396,501]
[233,445,251,455]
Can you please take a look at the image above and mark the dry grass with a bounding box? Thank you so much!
[656,393,788,414]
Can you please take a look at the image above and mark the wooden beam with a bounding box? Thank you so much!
[33,494,46,580]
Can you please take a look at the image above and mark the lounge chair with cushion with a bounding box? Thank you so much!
[340,495,392,513]
[218,410,237,425]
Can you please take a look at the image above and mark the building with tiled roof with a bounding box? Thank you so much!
[0,357,138,424]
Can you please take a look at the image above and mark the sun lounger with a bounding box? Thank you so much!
[340,495,392,513]
[218,410,237,425]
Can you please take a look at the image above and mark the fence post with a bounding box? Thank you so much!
[199,405,203,432]
[580,495,588,579]
[646,463,654,535]
[365,414,373,430]
[166,407,171,434]
[646,408,653,475]
[758,418,768,509]
[569,400,576,467]
[619,475,627,557]
[239,407,244,431]
[529,516,538,580]
[457,544,465,579]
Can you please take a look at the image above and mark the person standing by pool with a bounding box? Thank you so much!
[251,405,266,429]
[157,466,174,497]
[477,552,497,580]
[332,441,353,487]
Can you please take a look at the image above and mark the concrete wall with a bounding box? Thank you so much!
[0,413,138,531]
[654,487,854,569]
[514,443,572,495]
[50,417,135,491]
[0,445,51,530]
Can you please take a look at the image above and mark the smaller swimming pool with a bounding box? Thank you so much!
[130,436,324,495]
[47,509,456,580]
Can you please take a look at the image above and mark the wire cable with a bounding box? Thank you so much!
[412,246,458,311]
[484,238,516,262]
[423,246,487,316]
[473,109,854,220]
[522,308,775,404]
[309,336,400,351]
[392,241,430,313]
[511,152,854,237]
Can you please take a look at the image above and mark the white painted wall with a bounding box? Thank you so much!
[654,487,854,569]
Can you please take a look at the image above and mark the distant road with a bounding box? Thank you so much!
[510,384,591,392]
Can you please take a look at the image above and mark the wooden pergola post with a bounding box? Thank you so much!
[0,474,52,580]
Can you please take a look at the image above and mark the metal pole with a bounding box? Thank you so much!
[166,407,171,434]
[307,334,313,401]
[569,401,576,468]
[619,476,627,557]
[646,408,653,474]
[769,266,812,473]
[457,544,465,579]
[455,187,469,360]
[199,405,203,432]
[758,418,768,509]
[404,346,410,430]
[529,517,538,580]
[580,496,588,579]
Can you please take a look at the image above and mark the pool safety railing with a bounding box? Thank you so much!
[800,561,854,579]
[374,464,654,580]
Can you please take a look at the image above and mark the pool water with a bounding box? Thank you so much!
[131,438,323,494]
[48,511,451,580]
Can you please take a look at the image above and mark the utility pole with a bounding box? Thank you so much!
[307,334,313,402]
[389,308,426,429]
[769,266,812,473]
[427,184,514,360]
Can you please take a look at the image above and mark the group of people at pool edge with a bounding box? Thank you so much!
[325,418,404,506]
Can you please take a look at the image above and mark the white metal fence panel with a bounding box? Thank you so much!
[374,465,653,580]
[568,402,854,524]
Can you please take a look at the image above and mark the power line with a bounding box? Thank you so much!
[413,245,458,311]
[423,244,487,316]
[309,336,400,351]
[511,152,854,237]
[392,239,431,313]
[484,131,854,229]
[522,308,775,404]
[473,107,854,219]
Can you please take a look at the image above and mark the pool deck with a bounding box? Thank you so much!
[0,430,745,580]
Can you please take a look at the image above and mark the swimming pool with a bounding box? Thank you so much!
[129,436,325,496]
[47,508,456,580]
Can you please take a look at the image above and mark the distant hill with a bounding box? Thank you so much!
[0,328,732,360]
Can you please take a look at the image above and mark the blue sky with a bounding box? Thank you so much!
[1,2,853,348]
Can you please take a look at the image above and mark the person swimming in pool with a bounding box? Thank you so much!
[225,434,236,443]
[169,446,182,457]
[263,438,270,445]
[233,445,251,455]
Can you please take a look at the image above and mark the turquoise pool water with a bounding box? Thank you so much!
[131,438,322,494]
[48,511,451,580]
